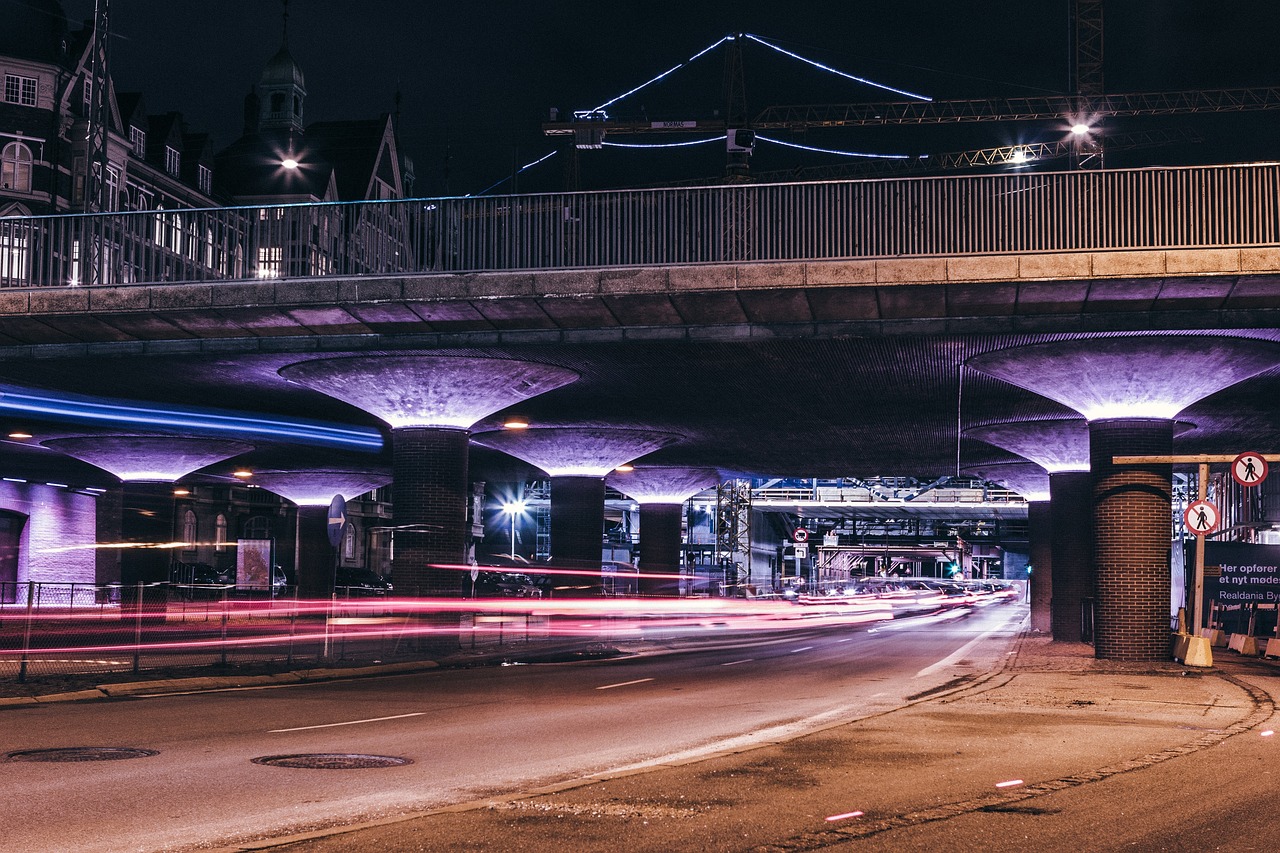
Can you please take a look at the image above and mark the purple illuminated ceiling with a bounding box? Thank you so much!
[961,461,1050,502]
[473,428,682,477]
[965,420,1089,473]
[41,436,253,482]
[607,466,720,504]
[278,355,578,429]
[251,470,392,506]
[966,337,1280,420]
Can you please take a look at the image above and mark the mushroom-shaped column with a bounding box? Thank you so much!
[279,356,577,596]
[961,459,1051,632]
[968,337,1280,661]
[966,420,1091,642]
[252,470,392,597]
[607,466,719,596]
[473,428,681,596]
[41,436,253,586]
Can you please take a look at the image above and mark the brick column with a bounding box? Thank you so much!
[1090,419,1174,661]
[296,505,334,597]
[391,427,470,596]
[1049,471,1093,642]
[638,503,682,596]
[120,483,175,585]
[1027,501,1052,633]
[549,476,605,596]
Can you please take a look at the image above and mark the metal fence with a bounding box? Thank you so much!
[3,162,1278,287]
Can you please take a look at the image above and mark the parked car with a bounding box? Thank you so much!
[334,567,393,596]
[472,570,544,597]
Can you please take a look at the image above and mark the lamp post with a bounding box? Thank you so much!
[502,499,526,560]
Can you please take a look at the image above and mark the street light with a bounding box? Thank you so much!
[501,499,527,559]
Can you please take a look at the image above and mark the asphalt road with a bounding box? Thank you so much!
[0,603,1025,852]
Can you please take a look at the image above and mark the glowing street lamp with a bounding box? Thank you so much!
[501,499,527,559]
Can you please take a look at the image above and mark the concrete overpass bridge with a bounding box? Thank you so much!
[2,162,1280,661]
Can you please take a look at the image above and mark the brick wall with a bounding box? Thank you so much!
[1027,501,1052,633]
[1050,471,1093,642]
[550,476,606,596]
[1090,419,1174,661]
[639,503,682,596]
[0,483,98,585]
[391,427,470,596]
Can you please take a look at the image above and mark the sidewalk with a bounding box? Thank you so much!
[204,635,1280,853]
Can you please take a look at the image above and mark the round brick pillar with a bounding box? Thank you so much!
[1090,418,1173,661]
[638,503,682,596]
[1049,470,1093,642]
[550,476,605,596]
[391,427,470,597]
[1026,501,1052,633]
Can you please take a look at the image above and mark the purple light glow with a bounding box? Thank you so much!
[606,466,720,504]
[251,470,392,506]
[473,428,682,477]
[279,356,579,429]
[966,420,1089,473]
[967,337,1280,420]
[41,436,253,482]
[961,461,1050,502]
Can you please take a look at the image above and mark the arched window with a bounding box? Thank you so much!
[214,514,227,552]
[270,93,285,114]
[1,142,33,193]
[243,515,272,540]
[292,94,301,116]
[182,509,197,551]
[342,523,356,561]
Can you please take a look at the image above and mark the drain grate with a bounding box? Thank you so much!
[251,753,412,770]
[7,747,158,762]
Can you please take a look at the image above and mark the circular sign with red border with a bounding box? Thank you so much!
[1231,452,1269,488]
[793,527,808,542]
[1184,500,1220,537]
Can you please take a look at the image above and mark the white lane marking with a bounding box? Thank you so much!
[913,625,1006,678]
[721,658,754,666]
[596,678,655,691]
[270,712,426,733]
[790,646,814,654]
[836,638,853,643]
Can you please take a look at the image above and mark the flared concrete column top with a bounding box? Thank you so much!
[278,355,579,429]
[473,428,682,477]
[966,336,1280,420]
[607,466,720,504]
[965,419,1089,473]
[251,470,392,507]
[961,461,1050,503]
[41,436,253,482]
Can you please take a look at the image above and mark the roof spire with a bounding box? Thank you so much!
[282,0,290,46]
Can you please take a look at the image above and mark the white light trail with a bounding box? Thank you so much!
[743,34,932,101]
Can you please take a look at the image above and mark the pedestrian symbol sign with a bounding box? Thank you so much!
[1184,499,1220,537]
[1231,452,1268,488]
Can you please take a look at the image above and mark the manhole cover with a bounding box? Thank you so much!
[6,747,158,762]
[251,753,412,770]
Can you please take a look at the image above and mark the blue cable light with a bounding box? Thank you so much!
[590,35,734,115]
[743,34,932,102]
[603,136,727,149]
[756,134,910,159]
[471,150,559,197]
[0,389,384,450]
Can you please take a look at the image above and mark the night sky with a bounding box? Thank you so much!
[51,1,1280,196]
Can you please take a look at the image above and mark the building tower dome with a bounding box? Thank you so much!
[257,44,306,132]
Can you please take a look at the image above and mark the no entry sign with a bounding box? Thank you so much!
[1231,452,1269,488]
[1184,500,1220,537]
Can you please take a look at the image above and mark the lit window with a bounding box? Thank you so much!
[82,77,92,111]
[215,514,227,552]
[182,509,197,550]
[197,164,212,194]
[165,146,180,177]
[129,126,146,158]
[4,75,37,107]
[1,142,33,193]
[0,232,29,283]
[256,245,282,278]
[342,523,356,561]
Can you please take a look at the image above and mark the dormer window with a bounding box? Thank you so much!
[82,78,92,112]
[129,126,146,158]
[164,146,180,177]
[197,164,212,194]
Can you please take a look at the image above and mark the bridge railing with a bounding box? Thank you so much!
[2,162,1278,287]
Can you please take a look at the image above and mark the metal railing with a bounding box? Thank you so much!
[3,162,1278,288]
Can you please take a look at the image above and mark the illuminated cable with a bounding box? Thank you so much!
[756,134,909,159]
[743,34,932,101]
[603,136,727,149]
[590,35,733,114]
[471,150,559,197]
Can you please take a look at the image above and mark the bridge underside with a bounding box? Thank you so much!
[0,254,1276,484]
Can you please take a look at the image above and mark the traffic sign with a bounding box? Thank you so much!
[1184,500,1220,537]
[327,494,347,547]
[793,527,808,542]
[1231,452,1269,487]
[794,543,808,559]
